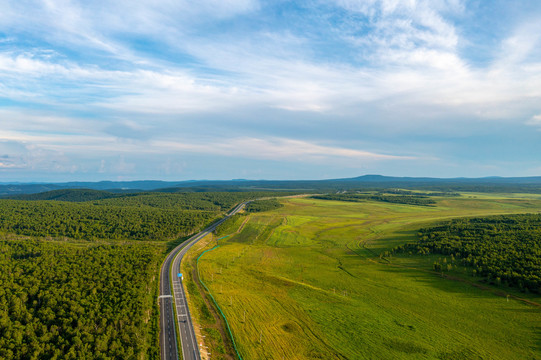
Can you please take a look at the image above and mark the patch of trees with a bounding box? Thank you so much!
[0,200,218,241]
[0,236,162,359]
[393,214,541,293]
[244,199,284,213]
[312,193,436,206]
[94,192,266,211]
[379,189,459,197]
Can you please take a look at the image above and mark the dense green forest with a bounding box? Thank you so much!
[312,193,436,206]
[0,235,162,359]
[7,189,298,210]
[244,199,283,213]
[93,191,291,211]
[380,189,460,196]
[393,214,541,293]
[0,191,298,241]
[0,200,217,241]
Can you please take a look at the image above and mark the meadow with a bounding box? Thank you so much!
[187,194,541,359]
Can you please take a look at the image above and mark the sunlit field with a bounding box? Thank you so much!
[186,194,541,359]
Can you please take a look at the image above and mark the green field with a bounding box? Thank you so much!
[189,194,541,359]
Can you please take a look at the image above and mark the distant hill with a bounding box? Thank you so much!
[338,174,541,184]
[6,189,122,202]
[325,175,541,193]
[56,180,173,191]
[0,181,172,196]
[0,183,63,196]
[2,175,541,196]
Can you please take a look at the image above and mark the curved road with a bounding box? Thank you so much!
[159,202,249,360]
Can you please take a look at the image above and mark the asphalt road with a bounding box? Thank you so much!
[159,202,249,360]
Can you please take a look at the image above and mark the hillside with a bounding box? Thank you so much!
[3,175,541,196]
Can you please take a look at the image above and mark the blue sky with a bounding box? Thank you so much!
[1,0,541,182]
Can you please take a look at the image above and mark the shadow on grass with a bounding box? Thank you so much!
[377,264,499,301]
[384,253,541,306]
[367,229,419,251]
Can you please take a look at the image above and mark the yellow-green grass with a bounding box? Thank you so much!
[193,195,541,359]
[459,192,541,200]
[181,233,236,360]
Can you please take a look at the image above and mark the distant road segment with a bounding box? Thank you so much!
[160,202,249,360]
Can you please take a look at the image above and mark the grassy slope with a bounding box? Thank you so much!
[193,195,541,360]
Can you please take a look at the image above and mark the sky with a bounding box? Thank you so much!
[1,0,541,182]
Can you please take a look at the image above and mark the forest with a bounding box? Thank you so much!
[393,214,541,293]
[0,191,296,241]
[0,235,163,359]
[312,193,436,206]
[244,199,284,213]
[0,200,218,241]
[93,191,294,211]
[7,189,297,210]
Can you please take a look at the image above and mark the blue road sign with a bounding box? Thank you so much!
[178,273,182,278]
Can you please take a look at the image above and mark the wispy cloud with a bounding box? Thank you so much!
[1,1,539,117]
[157,137,414,163]
[0,1,540,179]
[527,114,541,128]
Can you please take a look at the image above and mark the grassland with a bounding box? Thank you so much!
[184,194,541,359]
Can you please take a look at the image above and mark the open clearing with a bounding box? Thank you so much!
[187,194,541,359]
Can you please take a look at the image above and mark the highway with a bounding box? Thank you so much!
[159,201,250,360]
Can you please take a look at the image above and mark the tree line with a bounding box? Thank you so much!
[312,193,436,206]
[393,214,541,293]
[0,200,218,241]
[244,199,284,213]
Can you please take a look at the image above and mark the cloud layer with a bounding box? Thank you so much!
[1,0,541,180]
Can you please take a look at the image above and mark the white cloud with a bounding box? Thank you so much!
[336,0,461,52]
[0,109,99,132]
[0,0,259,56]
[0,152,25,169]
[0,162,21,168]
[527,114,541,127]
[0,139,73,172]
[0,0,541,180]
[0,0,539,122]
[156,137,415,163]
[494,21,541,68]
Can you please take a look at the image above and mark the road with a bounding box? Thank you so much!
[159,201,250,360]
